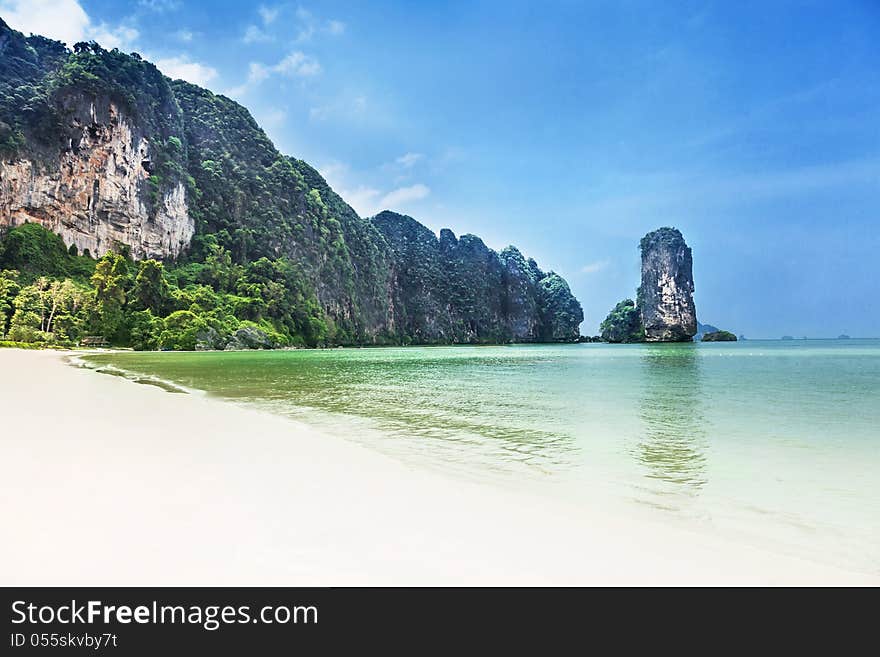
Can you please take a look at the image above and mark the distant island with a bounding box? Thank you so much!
[701,330,737,342]
[694,322,720,341]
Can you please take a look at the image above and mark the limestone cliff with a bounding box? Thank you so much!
[638,227,697,342]
[0,98,192,259]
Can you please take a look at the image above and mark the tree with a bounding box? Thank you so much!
[8,284,43,342]
[129,310,164,351]
[132,259,170,315]
[89,252,131,341]
[0,270,21,337]
[199,245,241,293]
[44,279,89,341]
[158,310,208,351]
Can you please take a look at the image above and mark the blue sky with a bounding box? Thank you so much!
[3,0,879,337]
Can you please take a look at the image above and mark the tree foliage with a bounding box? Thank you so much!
[0,223,332,349]
[600,299,645,343]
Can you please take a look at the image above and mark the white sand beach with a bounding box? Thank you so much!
[0,348,875,586]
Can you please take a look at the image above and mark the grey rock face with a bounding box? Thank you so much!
[639,227,697,342]
[499,246,541,340]
[373,211,583,343]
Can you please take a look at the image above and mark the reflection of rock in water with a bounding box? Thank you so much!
[636,345,707,491]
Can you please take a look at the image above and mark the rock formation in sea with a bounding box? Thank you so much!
[700,330,736,342]
[694,321,719,341]
[599,299,645,343]
[0,19,582,345]
[638,227,697,342]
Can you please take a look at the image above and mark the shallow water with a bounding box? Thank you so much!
[84,339,880,573]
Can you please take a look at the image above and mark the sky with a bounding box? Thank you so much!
[2,0,878,337]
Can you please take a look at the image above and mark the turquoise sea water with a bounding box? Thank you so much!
[83,340,880,573]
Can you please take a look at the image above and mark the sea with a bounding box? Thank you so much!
[82,339,880,574]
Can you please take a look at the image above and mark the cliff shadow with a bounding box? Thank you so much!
[633,343,708,496]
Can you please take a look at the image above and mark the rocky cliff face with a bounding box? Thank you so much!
[638,227,696,342]
[0,18,582,345]
[0,22,193,259]
[0,98,192,259]
[374,211,582,342]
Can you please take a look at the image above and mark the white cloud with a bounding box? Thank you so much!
[326,20,346,35]
[243,24,272,43]
[318,163,375,211]
[296,25,315,42]
[224,85,248,100]
[227,52,319,99]
[1,0,219,91]
[1,0,135,50]
[380,184,431,209]
[580,259,610,274]
[318,162,429,217]
[0,0,114,47]
[344,186,383,216]
[317,162,348,187]
[252,107,287,134]
[89,23,139,50]
[261,108,287,124]
[138,0,180,11]
[154,56,218,86]
[396,152,423,168]
[309,106,330,121]
[309,95,366,122]
[293,7,314,41]
[318,162,378,215]
[247,62,270,84]
[225,62,270,98]
[174,29,194,42]
[258,4,280,25]
[274,51,321,77]
[292,7,346,42]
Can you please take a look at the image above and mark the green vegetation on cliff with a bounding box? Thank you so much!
[0,19,583,349]
[599,299,645,343]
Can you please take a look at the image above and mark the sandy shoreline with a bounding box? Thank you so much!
[0,348,875,585]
